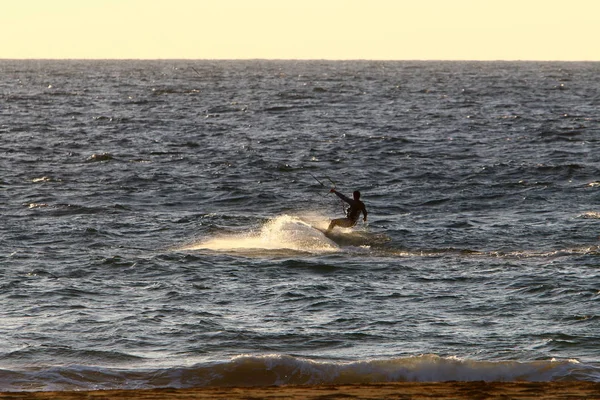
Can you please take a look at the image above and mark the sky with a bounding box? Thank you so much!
[1,0,599,60]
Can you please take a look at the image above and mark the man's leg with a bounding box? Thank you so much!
[327,218,354,233]
[327,219,339,233]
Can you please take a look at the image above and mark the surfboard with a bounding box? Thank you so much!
[313,227,330,236]
[313,226,357,244]
[301,219,387,247]
[312,224,390,247]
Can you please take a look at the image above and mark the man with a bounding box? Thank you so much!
[326,189,368,233]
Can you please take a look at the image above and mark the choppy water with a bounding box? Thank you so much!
[1,60,599,391]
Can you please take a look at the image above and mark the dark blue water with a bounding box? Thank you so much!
[1,60,599,391]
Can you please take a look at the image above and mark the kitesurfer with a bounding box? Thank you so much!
[326,189,368,233]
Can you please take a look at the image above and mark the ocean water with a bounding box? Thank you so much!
[1,59,599,391]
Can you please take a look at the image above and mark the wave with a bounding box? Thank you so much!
[1,354,598,392]
[182,354,599,386]
[178,214,597,259]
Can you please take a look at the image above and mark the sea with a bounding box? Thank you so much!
[1,59,599,391]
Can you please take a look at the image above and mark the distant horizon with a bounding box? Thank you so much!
[3,1,599,61]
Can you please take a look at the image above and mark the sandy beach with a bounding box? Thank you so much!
[1,382,599,399]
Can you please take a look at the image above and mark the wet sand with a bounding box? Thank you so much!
[1,382,600,399]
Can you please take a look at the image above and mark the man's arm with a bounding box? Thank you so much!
[330,189,352,204]
[362,205,368,222]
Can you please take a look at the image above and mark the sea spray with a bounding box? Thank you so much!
[182,215,339,253]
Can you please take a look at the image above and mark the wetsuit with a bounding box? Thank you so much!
[327,190,368,232]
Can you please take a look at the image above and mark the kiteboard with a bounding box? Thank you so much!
[312,224,389,247]
[312,226,331,237]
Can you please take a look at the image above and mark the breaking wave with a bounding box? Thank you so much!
[2,354,598,392]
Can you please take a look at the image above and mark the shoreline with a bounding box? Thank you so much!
[1,382,600,399]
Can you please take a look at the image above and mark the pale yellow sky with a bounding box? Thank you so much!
[1,0,598,60]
